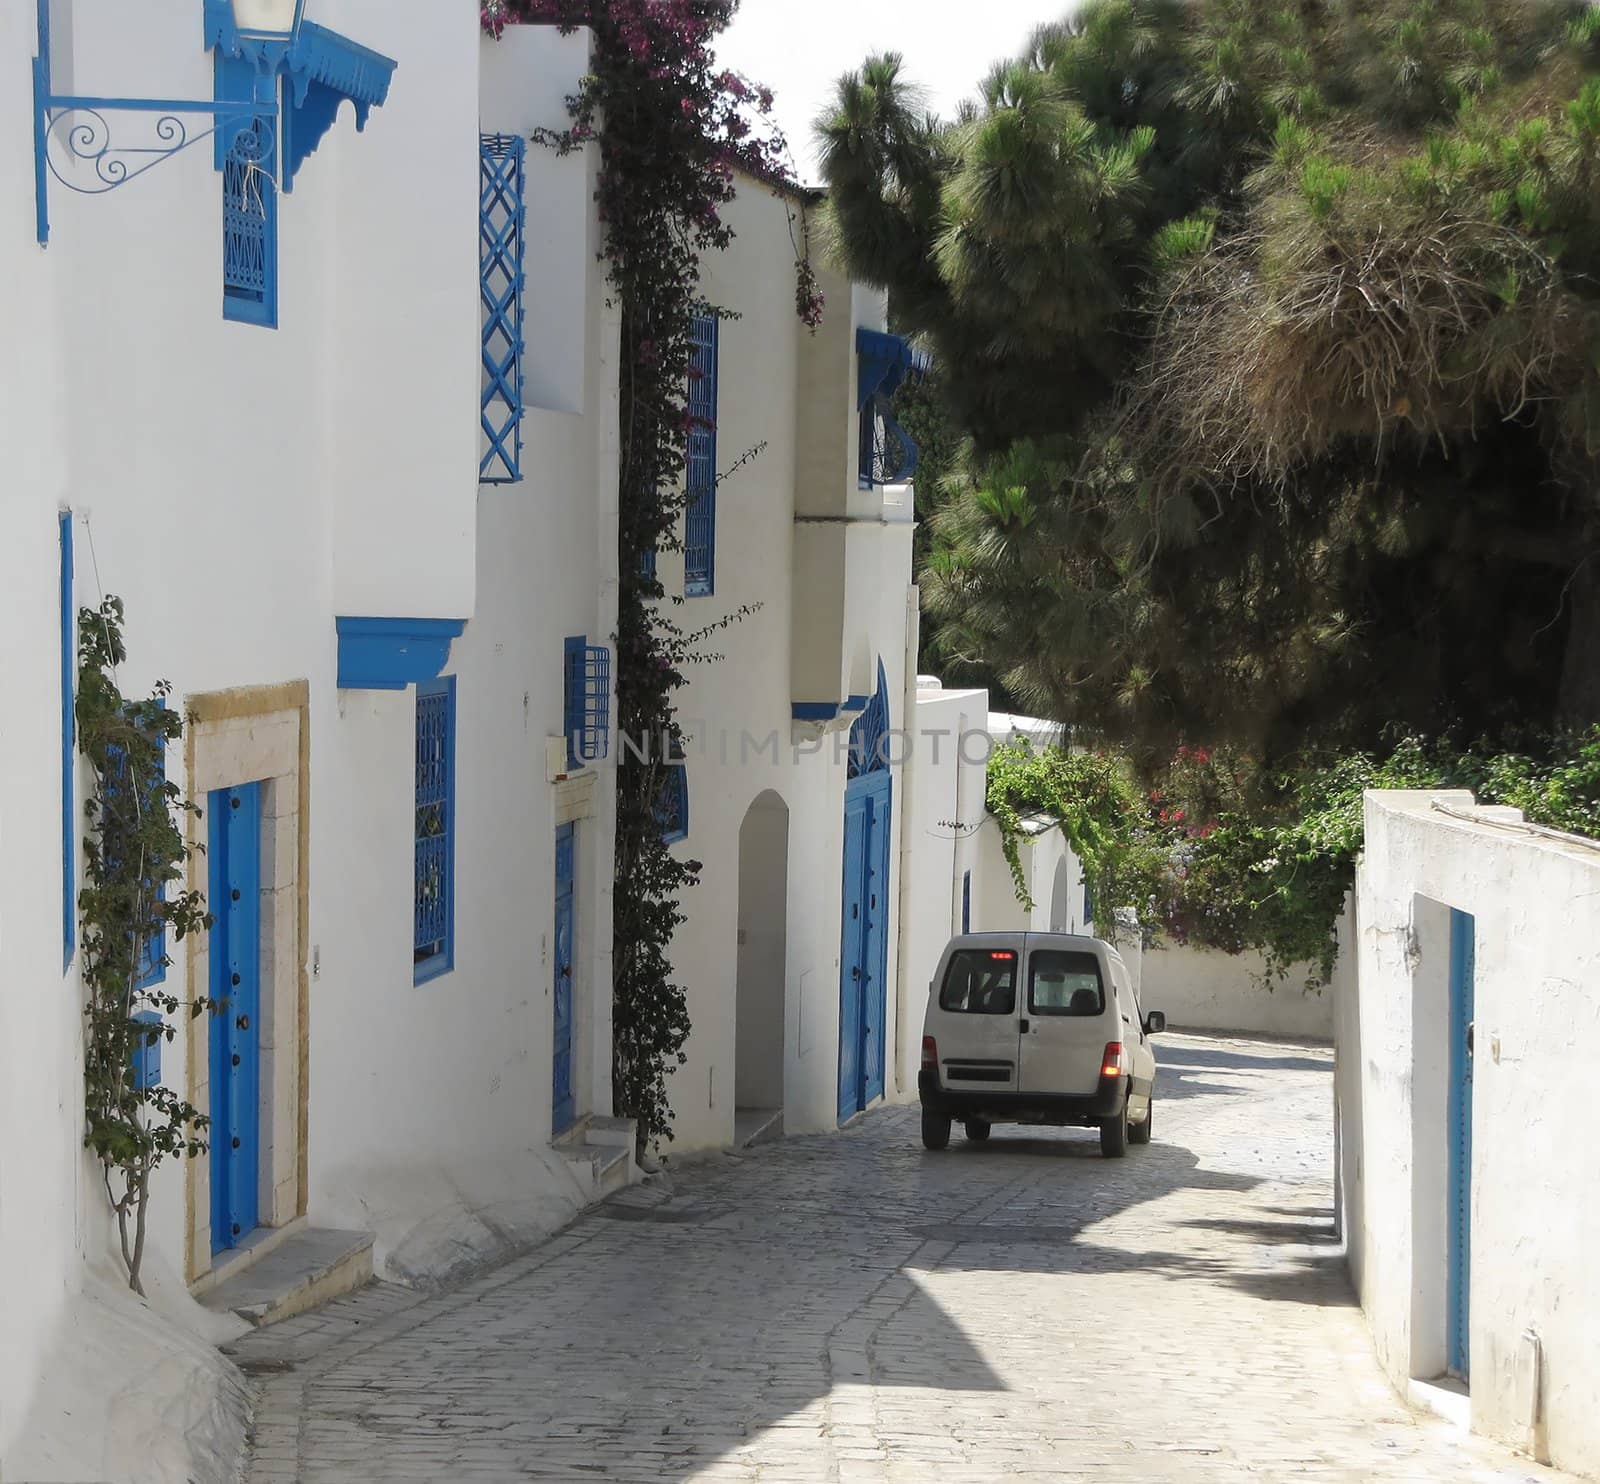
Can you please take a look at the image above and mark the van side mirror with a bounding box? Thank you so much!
[1143,1011,1167,1035]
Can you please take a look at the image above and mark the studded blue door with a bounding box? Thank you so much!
[553,824,577,1135]
[209,782,262,1255]
[1447,908,1476,1379]
[837,794,868,1123]
[861,776,891,1105]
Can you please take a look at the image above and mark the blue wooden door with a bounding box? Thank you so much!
[1447,908,1476,1378]
[209,782,262,1255]
[553,824,576,1135]
[860,777,892,1105]
[837,794,868,1123]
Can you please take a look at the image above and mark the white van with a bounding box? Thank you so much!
[918,932,1165,1156]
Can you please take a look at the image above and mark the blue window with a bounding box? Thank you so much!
[563,637,612,770]
[221,115,278,328]
[480,133,527,484]
[60,510,74,968]
[962,870,971,934]
[657,763,689,844]
[684,311,719,596]
[414,678,456,983]
[131,1011,164,1093]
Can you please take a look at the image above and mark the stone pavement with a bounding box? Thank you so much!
[232,1034,1573,1483]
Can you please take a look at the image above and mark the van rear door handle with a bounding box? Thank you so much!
[1019,1018,1030,1034]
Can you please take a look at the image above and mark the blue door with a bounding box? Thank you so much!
[209,782,262,1255]
[1447,908,1476,1379]
[838,773,892,1121]
[553,824,576,1135]
[860,777,891,1105]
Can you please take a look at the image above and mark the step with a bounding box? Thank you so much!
[734,1107,783,1149]
[199,1228,374,1329]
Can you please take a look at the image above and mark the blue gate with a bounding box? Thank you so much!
[1447,908,1476,1379]
[209,782,262,1255]
[553,824,576,1135]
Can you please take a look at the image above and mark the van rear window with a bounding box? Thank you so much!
[1029,951,1105,1016]
[939,950,1017,1015]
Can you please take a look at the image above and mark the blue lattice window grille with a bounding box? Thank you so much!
[221,115,278,327]
[564,637,612,770]
[657,763,689,844]
[414,678,456,984]
[684,311,719,596]
[856,327,926,489]
[480,133,527,484]
[60,511,74,969]
[847,660,892,779]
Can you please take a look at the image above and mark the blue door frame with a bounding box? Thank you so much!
[838,771,891,1122]
[553,824,577,1135]
[209,782,262,1255]
[1447,908,1476,1379]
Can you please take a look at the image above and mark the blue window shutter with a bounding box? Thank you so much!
[131,1011,163,1093]
[414,678,456,983]
[60,511,74,969]
[564,637,611,769]
[220,116,279,328]
[684,312,718,596]
[480,133,527,484]
[962,871,971,934]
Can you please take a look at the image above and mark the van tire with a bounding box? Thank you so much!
[1100,1103,1130,1158]
[1130,1098,1153,1146]
[921,1110,952,1151]
[964,1120,992,1142]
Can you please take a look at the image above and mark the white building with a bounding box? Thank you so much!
[653,175,921,1149]
[1336,790,1600,1478]
[2,8,629,1475]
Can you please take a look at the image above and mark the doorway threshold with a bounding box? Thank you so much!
[734,1107,783,1149]
[1409,1375,1470,1430]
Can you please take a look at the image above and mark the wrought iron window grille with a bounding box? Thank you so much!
[684,311,719,596]
[480,133,527,484]
[414,678,456,984]
[564,639,612,770]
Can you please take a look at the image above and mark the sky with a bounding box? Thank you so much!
[715,1,1060,184]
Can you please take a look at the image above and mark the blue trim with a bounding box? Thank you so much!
[414,677,456,985]
[855,327,929,410]
[847,661,892,779]
[280,23,397,191]
[1447,908,1476,1378]
[336,617,466,691]
[60,510,74,969]
[792,702,843,722]
[843,694,871,713]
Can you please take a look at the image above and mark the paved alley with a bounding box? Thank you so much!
[233,1035,1567,1483]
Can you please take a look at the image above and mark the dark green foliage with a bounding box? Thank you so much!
[77,597,215,1294]
[822,0,1600,764]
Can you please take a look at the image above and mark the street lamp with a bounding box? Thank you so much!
[229,0,309,47]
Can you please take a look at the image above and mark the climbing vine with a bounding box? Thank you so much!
[989,730,1600,990]
[77,597,214,1295]
[486,0,816,1150]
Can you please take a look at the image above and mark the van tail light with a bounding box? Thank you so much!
[921,1036,939,1072]
[1100,1042,1127,1080]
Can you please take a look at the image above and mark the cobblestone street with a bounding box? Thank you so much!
[233,1035,1567,1483]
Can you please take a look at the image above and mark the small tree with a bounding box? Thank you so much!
[77,596,214,1295]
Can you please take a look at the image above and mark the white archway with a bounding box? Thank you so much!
[735,791,789,1129]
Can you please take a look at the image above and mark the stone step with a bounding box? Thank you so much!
[199,1228,374,1329]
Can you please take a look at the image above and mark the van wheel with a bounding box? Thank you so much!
[921,1109,952,1151]
[1100,1102,1130,1159]
[964,1119,992,1142]
[1130,1097,1153,1146]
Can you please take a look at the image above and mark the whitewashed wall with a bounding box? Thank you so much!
[1139,945,1333,1040]
[658,178,916,1150]
[1339,790,1600,1478]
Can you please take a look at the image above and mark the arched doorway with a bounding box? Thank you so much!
[735,791,789,1141]
[1050,857,1069,933]
[839,660,893,1124]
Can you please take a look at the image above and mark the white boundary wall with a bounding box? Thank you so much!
[1140,945,1333,1040]
[1337,790,1600,1477]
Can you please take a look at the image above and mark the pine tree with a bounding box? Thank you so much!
[821,0,1600,762]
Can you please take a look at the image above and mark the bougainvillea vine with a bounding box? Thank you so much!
[486,0,819,1151]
